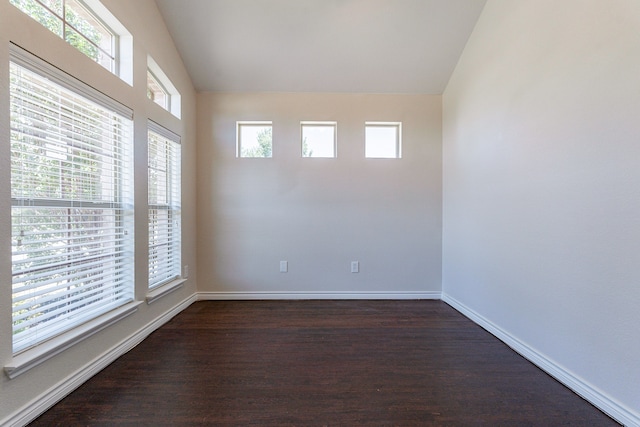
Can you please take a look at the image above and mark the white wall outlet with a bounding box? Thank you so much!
[351,261,359,273]
[280,260,288,273]
[183,265,189,278]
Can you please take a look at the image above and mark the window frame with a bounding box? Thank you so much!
[147,56,181,118]
[147,121,182,291]
[9,0,133,84]
[8,45,135,357]
[236,121,273,158]
[147,69,170,110]
[300,121,337,158]
[364,121,402,159]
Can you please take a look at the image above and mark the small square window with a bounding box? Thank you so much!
[365,122,402,158]
[301,122,337,158]
[237,122,273,158]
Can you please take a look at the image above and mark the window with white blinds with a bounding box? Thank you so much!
[148,122,181,289]
[10,46,134,354]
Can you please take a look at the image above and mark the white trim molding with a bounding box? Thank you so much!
[5,292,633,427]
[5,302,143,380]
[198,291,441,300]
[146,278,187,305]
[442,293,640,427]
[1,294,197,427]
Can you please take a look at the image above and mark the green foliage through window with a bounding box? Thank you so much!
[10,0,116,72]
[10,53,134,354]
[302,137,313,157]
[301,123,336,158]
[238,124,273,158]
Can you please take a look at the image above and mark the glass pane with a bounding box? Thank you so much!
[10,64,123,202]
[147,71,169,109]
[10,0,63,37]
[65,0,113,53]
[12,207,129,352]
[11,0,116,73]
[302,124,336,158]
[65,0,114,71]
[64,22,100,64]
[148,128,181,289]
[40,0,63,15]
[365,125,400,158]
[10,57,134,353]
[238,124,272,158]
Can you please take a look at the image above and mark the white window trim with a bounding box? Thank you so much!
[300,121,337,158]
[82,0,133,84]
[365,121,403,159]
[148,119,180,145]
[236,121,273,158]
[9,44,135,355]
[5,301,142,379]
[147,121,182,290]
[10,0,133,84]
[146,278,186,305]
[147,69,170,110]
[10,42,132,118]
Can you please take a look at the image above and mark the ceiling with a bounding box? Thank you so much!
[155,0,486,94]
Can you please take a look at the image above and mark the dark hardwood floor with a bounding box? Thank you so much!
[30,300,618,426]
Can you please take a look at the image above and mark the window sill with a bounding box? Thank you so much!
[146,278,186,305]
[4,301,142,380]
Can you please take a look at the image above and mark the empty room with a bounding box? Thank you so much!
[0,0,638,425]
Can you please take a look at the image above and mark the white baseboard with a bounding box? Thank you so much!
[3,293,198,427]
[442,293,639,427]
[7,291,634,427]
[197,290,442,300]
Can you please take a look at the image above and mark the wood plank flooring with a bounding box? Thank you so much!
[29,300,618,426]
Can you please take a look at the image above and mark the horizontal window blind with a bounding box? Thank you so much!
[10,48,134,354]
[148,121,181,289]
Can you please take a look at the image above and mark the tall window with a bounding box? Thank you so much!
[148,123,181,289]
[10,47,134,354]
[365,122,402,158]
[237,122,272,158]
[10,0,133,83]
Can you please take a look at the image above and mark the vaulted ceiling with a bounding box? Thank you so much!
[155,0,486,93]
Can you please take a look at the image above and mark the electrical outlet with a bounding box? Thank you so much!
[351,261,359,273]
[280,260,288,273]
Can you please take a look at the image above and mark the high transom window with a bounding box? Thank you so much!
[301,122,337,158]
[365,122,402,158]
[147,70,169,110]
[10,0,127,77]
[237,122,273,158]
[147,56,181,118]
[10,47,134,354]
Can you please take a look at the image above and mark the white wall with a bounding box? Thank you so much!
[0,0,197,424]
[197,93,442,298]
[442,0,640,423]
